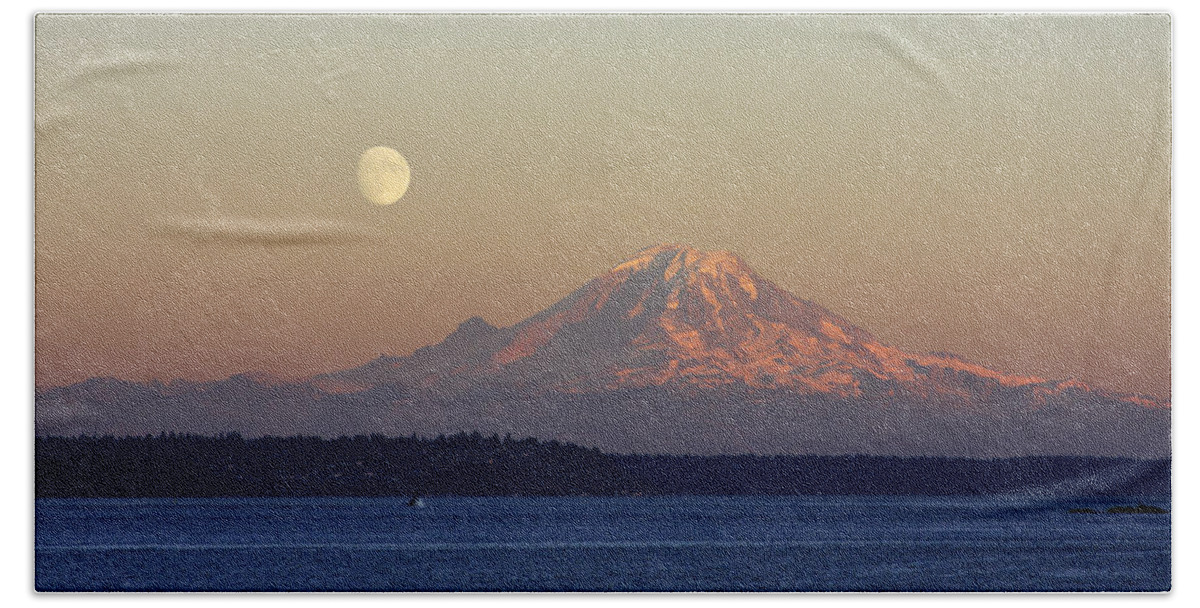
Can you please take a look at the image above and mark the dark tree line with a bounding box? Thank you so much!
[35,433,1170,498]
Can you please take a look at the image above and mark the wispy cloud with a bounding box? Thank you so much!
[154,217,373,246]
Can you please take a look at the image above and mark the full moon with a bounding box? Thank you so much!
[357,146,410,205]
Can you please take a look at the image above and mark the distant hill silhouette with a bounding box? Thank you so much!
[36,433,1170,498]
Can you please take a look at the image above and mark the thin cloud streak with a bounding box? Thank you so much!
[154,217,375,246]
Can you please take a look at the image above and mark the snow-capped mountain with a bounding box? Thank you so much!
[36,244,1169,457]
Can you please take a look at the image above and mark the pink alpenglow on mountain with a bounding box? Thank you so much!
[37,245,1169,458]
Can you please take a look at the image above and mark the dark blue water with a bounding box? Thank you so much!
[36,496,1169,591]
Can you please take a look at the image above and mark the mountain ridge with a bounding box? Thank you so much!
[35,244,1169,457]
[314,243,1165,407]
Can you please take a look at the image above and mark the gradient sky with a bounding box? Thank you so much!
[34,14,1171,398]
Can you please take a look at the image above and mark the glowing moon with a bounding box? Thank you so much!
[357,146,410,205]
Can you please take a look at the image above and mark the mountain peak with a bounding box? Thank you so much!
[37,243,1170,457]
[455,315,495,334]
[453,243,899,393]
[610,243,750,280]
[444,315,499,347]
[317,245,1167,408]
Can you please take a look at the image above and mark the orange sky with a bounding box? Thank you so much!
[34,14,1171,398]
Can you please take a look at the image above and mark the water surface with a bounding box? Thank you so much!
[35,496,1170,591]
